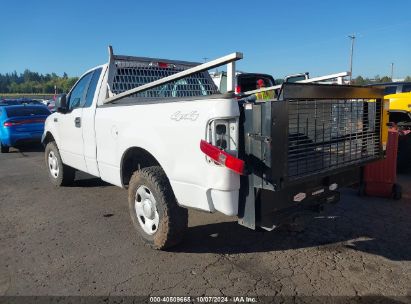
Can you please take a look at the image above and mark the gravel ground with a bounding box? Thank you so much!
[1,146,411,300]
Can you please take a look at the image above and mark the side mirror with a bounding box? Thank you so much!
[56,94,68,113]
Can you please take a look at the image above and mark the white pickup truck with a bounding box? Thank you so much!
[43,47,387,249]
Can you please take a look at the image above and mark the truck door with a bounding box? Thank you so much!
[57,72,93,172]
[81,68,103,176]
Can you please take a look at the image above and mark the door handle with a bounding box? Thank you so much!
[74,117,81,128]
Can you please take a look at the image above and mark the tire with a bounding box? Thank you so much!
[392,183,402,200]
[128,166,188,250]
[1,143,9,153]
[44,141,75,186]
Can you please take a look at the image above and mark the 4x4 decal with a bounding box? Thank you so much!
[170,111,199,121]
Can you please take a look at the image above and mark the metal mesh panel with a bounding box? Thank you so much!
[111,59,218,99]
[288,99,381,179]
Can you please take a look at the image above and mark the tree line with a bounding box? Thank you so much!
[1,69,410,94]
[352,75,411,85]
[0,69,78,94]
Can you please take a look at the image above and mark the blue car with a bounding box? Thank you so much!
[0,105,51,153]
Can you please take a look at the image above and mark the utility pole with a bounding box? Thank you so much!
[391,62,394,81]
[202,57,208,63]
[348,34,356,83]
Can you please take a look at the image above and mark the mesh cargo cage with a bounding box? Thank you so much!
[238,83,385,230]
[111,56,218,99]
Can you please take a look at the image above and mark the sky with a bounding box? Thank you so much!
[0,0,410,79]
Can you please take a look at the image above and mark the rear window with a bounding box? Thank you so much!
[286,75,307,83]
[401,84,411,93]
[384,86,397,95]
[238,75,275,92]
[5,107,50,117]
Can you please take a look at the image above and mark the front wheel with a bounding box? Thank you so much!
[44,142,75,186]
[128,166,188,250]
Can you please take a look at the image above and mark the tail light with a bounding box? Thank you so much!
[235,85,241,94]
[203,117,242,174]
[208,118,238,156]
[200,140,244,175]
[3,118,45,127]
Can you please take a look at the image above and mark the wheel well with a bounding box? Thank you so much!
[43,132,55,146]
[121,147,161,187]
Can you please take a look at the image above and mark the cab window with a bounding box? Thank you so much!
[68,72,93,110]
[83,68,102,108]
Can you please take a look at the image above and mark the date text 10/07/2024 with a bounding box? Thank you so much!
[149,296,258,303]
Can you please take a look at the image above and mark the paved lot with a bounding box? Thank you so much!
[1,147,411,298]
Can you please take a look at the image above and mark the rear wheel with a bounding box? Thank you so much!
[45,142,75,186]
[1,143,9,153]
[128,166,188,250]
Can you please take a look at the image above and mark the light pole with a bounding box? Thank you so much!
[391,62,394,81]
[348,34,356,83]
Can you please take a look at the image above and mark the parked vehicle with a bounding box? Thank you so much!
[367,82,411,123]
[0,99,21,106]
[42,47,387,249]
[0,98,47,107]
[46,99,56,112]
[211,71,276,95]
[19,98,45,106]
[386,92,411,124]
[384,91,411,172]
[284,72,309,83]
[367,83,411,172]
[1,105,51,153]
[369,82,411,95]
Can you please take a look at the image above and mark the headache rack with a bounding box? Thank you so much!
[110,55,218,99]
[242,83,386,189]
[103,46,243,104]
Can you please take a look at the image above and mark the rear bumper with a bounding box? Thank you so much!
[239,167,361,230]
[2,131,43,146]
[170,180,239,216]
